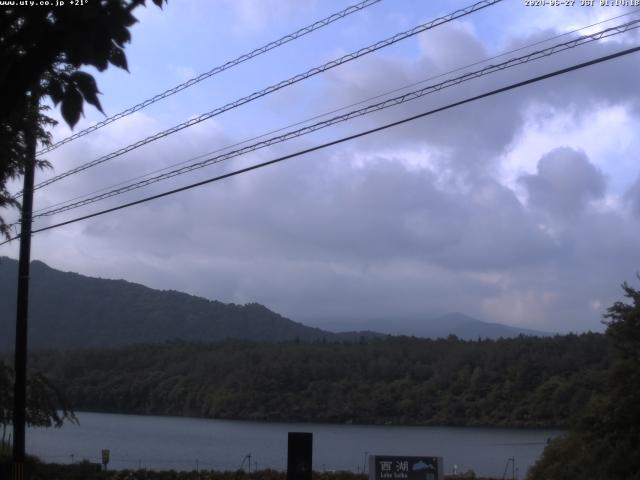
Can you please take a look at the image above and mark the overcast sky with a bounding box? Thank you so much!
[2,0,640,333]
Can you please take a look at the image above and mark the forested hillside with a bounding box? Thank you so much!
[0,257,342,350]
[0,258,546,350]
[29,334,610,428]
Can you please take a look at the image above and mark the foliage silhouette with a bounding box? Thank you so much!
[0,361,76,447]
[528,277,640,479]
[0,0,165,237]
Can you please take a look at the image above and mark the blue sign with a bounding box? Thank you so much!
[369,455,443,480]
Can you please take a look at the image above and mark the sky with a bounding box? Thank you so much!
[2,0,640,334]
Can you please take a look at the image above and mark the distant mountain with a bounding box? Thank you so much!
[0,257,346,351]
[422,312,550,339]
[316,312,550,341]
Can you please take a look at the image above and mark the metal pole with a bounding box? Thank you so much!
[12,114,37,480]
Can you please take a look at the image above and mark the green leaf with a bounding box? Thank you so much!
[109,45,128,71]
[47,78,64,106]
[60,86,83,129]
[71,71,104,114]
[111,27,131,48]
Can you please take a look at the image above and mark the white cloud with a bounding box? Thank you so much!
[500,103,638,197]
[501,3,633,41]
[220,0,318,32]
[169,65,198,82]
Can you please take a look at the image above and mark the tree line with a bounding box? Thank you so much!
[25,333,611,428]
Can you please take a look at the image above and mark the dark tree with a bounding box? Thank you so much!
[528,278,640,480]
[0,362,76,447]
[0,0,165,237]
[603,277,640,362]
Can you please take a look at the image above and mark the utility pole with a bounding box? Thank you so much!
[12,104,37,480]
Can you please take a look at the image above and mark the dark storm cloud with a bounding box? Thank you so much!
[51,137,639,333]
[317,21,640,176]
[19,17,640,335]
[519,147,606,218]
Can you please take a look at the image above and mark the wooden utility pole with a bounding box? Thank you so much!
[12,113,37,480]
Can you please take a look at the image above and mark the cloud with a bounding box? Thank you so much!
[169,65,198,82]
[220,0,318,32]
[499,103,638,195]
[419,21,486,72]
[5,5,640,337]
[24,137,639,334]
[519,147,606,218]
[500,3,636,41]
[317,18,640,164]
[624,174,640,217]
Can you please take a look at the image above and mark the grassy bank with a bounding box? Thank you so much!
[0,460,496,480]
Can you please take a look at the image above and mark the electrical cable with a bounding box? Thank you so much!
[30,8,640,217]
[35,0,384,156]
[21,0,503,196]
[2,44,637,246]
[30,19,640,219]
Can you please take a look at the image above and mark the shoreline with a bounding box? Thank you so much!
[63,409,568,432]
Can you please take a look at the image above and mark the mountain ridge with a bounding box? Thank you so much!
[317,311,550,339]
[0,256,344,350]
[0,256,547,350]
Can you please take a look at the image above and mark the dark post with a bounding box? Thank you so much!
[287,432,312,480]
[12,120,37,480]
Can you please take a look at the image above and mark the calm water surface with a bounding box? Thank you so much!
[27,412,562,477]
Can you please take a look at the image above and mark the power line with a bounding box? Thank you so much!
[30,19,640,219]
[35,0,384,156]
[22,0,503,196]
[30,9,640,218]
[3,44,638,246]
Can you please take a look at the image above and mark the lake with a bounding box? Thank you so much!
[26,412,562,478]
